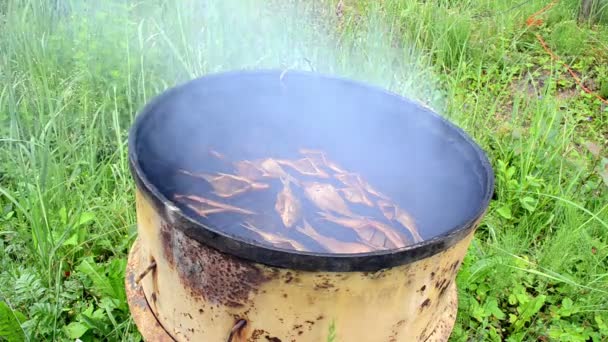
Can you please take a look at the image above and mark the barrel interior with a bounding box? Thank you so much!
[133,70,491,254]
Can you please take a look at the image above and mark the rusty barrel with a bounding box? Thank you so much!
[125,69,494,341]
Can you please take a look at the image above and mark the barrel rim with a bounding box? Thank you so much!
[128,69,495,272]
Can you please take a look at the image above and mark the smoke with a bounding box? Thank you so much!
[47,0,488,239]
[128,0,482,238]
[44,0,446,111]
[126,0,446,112]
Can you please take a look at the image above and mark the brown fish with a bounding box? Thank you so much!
[173,194,256,217]
[275,178,302,228]
[296,220,374,254]
[302,182,354,217]
[277,158,329,178]
[377,200,422,243]
[234,160,266,180]
[235,158,293,180]
[298,148,348,174]
[179,170,270,198]
[241,221,308,251]
[339,186,374,207]
[334,172,390,200]
[318,212,409,249]
[258,158,291,179]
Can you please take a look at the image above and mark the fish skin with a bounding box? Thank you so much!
[234,160,266,180]
[298,148,348,174]
[296,220,374,253]
[173,194,256,216]
[334,172,390,201]
[276,158,330,178]
[275,178,302,228]
[302,182,354,217]
[241,221,308,251]
[179,170,269,198]
[377,199,422,243]
[318,211,409,249]
[339,187,374,207]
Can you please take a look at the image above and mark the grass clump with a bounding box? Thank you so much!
[550,20,589,56]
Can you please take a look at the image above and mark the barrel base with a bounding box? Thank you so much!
[126,237,458,341]
[126,238,174,341]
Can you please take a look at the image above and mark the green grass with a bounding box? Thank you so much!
[1,0,607,341]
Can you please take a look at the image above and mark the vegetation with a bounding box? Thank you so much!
[0,0,607,341]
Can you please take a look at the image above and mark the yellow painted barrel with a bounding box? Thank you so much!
[126,70,494,342]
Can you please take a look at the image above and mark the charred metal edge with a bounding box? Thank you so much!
[128,69,495,273]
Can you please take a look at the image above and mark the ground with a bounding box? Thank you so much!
[0,0,607,341]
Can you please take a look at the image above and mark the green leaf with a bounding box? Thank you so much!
[561,297,573,314]
[484,298,506,320]
[63,233,79,246]
[100,297,119,311]
[107,258,128,306]
[496,205,512,219]
[506,331,526,342]
[507,179,519,189]
[555,299,575,317]
[59,207,68,225]
[506,166,516,179]
[77,257,117,299]
[471,302,486,322]
[64,322,89,339]
[508,294,517,305]
[525,175,543,188]
[595,315,608,335]
[76,211,95,227]
[514,294,546,330]
[80,313,107,334]
[487,326,502,342]
[520,196,538,212]
[0,301,26,342]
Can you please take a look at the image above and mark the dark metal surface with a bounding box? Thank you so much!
[128,69,495,272]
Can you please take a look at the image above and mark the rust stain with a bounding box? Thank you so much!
[283,272,294,283]
[160,223,175,265]
[438,280,452,298]
[250,329,266,341]
[265,337,282,342]
[420,298,432,311]
[435,278,447,290]
[314,277,335,290]
[450,260,460,271]
[160,224,269,307]
[388,319,407,342]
